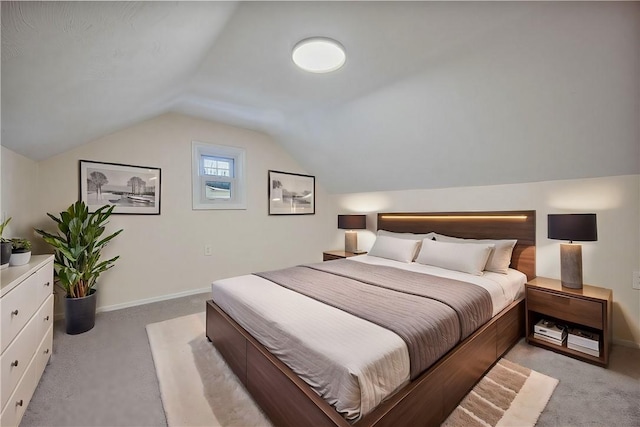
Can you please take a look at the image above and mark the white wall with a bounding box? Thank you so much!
[0,146,39,240]
[282,2,640,194]
[35,113,333,311]
[331,175,640,347]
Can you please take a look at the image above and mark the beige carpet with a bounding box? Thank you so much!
[147,312,558,427]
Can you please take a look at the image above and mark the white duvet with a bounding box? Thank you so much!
[210,255,526,421]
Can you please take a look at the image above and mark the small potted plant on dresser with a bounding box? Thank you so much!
[0,217,12,269]
[35,201,123,335]
[9,238,32,266]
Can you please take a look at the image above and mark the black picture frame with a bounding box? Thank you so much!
[79,160,161,215]
[268,170,315,215]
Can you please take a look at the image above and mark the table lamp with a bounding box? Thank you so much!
[548,213,597,289]
[338,215,366,253]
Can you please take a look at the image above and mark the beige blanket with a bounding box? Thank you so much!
[255,259,492,379]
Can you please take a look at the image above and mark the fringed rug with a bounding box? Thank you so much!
[147,312,557,427]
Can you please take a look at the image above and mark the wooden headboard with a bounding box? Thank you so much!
[377,210,536,280]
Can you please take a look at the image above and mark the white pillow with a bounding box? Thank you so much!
[433,234,517,275]
[377,230,436,241]
[415,239,494,276]
[368,235,421,263]
[377,230,435,261]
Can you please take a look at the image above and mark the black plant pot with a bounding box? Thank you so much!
[0,242,11,269]
[65,289,97,335]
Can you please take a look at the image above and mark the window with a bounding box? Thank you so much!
[192,141,246,210]
[202,156,233,177]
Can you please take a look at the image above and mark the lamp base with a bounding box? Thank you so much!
[560,243,583,289]
[345,231,358,253]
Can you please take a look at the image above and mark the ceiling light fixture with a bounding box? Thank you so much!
[292,37,345,73]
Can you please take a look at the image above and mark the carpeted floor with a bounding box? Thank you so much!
[21,292,640,427]
[147,313,557,427]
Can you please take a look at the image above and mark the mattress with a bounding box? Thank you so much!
[210,255,526,421]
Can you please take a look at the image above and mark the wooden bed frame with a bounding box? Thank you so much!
[206,210,536,427]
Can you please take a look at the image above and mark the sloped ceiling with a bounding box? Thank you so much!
[2,1,639,193]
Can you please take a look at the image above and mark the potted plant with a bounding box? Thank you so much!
[0,217,12,270]
[35,201,122,334]
[9,238,32,266]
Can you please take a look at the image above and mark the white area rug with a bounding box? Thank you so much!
[146,312,272,427]
[147,312,557,427]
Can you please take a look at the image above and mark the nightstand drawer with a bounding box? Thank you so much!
[527,288,602,329]
[322,250,365,261]
[323,253,341,261]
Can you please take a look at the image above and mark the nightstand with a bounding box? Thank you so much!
[525,277,612,366]
[322,250,366,261]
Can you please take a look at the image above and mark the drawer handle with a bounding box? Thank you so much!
[44,349,50,355]
[45,281,51,286]
[11,360,19,367]
[11,309,19,316]
[16,399,23,407]
[44,315,50,321]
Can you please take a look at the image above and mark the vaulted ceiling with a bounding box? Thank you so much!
[2,1,639,193]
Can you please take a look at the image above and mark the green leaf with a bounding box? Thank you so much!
[95,229,123,248]
[38,200,122,297]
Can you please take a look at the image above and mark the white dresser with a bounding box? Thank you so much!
[0,255,54,427]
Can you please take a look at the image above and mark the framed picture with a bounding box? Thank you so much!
[268,170,315,215]
[79,160,161,215]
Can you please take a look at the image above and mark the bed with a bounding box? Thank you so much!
[206,210,536,427]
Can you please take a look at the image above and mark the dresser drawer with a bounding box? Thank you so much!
[0,309,39,410]
[0,273,39,353]
[0,347,37,427]
[36,295,54,342]
[34,325,53,387]
[35,262,54,308]
[527,288,603,329]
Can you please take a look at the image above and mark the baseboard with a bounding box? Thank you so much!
[613,338,640,349]
[54,287,211,320]
[97,287,211,313]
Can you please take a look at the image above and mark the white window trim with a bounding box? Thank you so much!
[192,141,246,210]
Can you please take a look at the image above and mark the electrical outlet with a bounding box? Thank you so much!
[204,245,213,256]
[633,270,640,290]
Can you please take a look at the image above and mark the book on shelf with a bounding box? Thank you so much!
[534,318,567,341]
[568,327,600,351]
[567,342,600,357]
[533,332,567,346]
